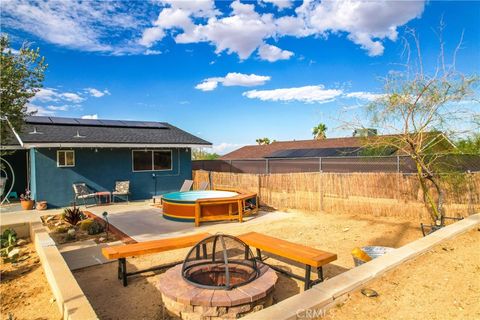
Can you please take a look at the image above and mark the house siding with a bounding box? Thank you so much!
[31,147,192,208]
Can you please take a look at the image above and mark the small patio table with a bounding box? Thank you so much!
[95,191,111,206]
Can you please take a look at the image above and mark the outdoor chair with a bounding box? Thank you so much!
[153,179,194,205]
[198,181,209,190]
[112,180,130,203]
[72,183,97,207]
[180,179,194,192]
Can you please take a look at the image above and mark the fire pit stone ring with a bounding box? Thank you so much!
[158,262,277,319]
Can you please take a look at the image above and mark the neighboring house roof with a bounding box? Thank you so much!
[220,137,366,159]
[220,133,455,160]
[265,147,361,158]
[3,116,211,148]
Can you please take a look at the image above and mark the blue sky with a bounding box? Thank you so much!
[2,0,479,154]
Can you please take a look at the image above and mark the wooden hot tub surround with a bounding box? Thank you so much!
[161,189,259,226]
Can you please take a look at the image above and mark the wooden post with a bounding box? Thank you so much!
[194,203,201,227]
[238,200,243,223]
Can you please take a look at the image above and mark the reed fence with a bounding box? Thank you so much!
[193,170,480,220]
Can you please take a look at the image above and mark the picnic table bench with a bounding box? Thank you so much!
[102,232,211,286]
[238,232,337,290]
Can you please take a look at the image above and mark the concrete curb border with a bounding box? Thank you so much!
[244,213,480,320]
[29,221,98,320]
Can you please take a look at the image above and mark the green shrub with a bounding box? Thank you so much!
[56,226,68,233]
[0,229,18,258]
[87,221,104,235]
[0,228,17,248]
[79,219,94,231]
[62,205,85,226]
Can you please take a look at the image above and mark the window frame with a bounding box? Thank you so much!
[131,149,173,172]
[57,150,75,167]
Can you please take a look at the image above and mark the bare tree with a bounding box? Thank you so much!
[348,27,478,227]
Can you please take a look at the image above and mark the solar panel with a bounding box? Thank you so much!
[25,116,167,128]
[76,118,100,125]
[25,116,53,124]
[49,117,78,125]
[266,148,360,158]
[98,120,125,127]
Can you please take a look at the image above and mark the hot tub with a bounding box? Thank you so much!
[162,190,239,222]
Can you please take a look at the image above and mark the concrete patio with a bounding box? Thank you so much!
[86,202,291,242]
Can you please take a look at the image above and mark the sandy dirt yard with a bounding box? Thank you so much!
[0,242,61,320]
[325,228,480,320]
[74,210,423,319]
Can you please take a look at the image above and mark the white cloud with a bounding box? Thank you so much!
[173,1,277,60]
[261,0,293,10]
[243,85,343,103]
[3,0,425,58]
[195,80,219,91]
[81,114,98,119]
[139,27,165,47]
[211,142,245,155]
[60,92,84,103]
[85,88,111,98]
[32,88,58,102]
[140,0,425,59]
[298,0,425,56]
[1,0,149,55]
[46,105,69,111]
[32,88,84,103]
[27,103,55,116]
[195,72,271,91]
[345,91,384,101]
[144,49,162,55]
[258,43,293,62]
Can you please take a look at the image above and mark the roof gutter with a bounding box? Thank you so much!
[21,143,212,149]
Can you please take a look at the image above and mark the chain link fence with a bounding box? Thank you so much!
[193,154,480,174]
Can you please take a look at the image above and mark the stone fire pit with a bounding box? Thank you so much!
[158,262,277,319]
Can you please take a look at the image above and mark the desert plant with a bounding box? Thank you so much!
[62,205,85,226]
[79,219,94,231]
[0,228,17,257]
[87,221,104,235]
[0,228,17,248]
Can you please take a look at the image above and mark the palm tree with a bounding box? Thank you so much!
[312,123,327,140]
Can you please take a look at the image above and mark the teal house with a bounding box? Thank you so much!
[2,116,211,208]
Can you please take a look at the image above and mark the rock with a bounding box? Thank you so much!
[49,297,56,303]
[67,228,76,236]
[343,227,350,232]
[54,221,63,227]
[8,248,22,259]
[17,239,28,246]
[98,237,106,242]
[361,288,379,297]
[46,216,55,223]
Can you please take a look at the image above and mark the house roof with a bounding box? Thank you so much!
[220,137,366,159]
[4,116,211,148]
[220,133,456,160]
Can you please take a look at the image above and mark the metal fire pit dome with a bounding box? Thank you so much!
[182,233,259,290]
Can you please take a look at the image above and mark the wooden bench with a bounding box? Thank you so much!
[238,232,337,290]
[102,233,211,286]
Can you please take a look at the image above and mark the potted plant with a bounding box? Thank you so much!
[20,190,34,210]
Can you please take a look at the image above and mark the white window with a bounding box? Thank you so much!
[132,150,172,172]
[57,150,75,167]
